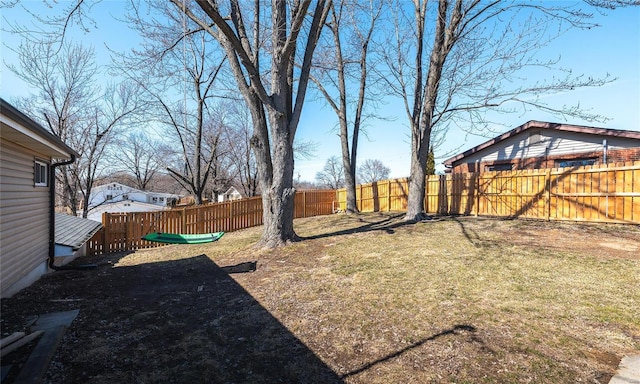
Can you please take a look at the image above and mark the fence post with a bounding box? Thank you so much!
[387,179,392,212]
[303,191,307,218]
[102,212,108,254]
[181,208,187,233]
[125,213,131,250]
[475,173,480,217]
[546,169,552,221]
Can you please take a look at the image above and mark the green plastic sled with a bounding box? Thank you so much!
[142,231,225,244]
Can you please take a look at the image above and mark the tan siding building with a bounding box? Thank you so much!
[443,121,640,173]
[1,98,77,297]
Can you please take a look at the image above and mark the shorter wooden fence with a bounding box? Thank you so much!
[88,190,336,255]
[336,161,640,224]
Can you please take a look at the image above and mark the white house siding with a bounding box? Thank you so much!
[86,201,167,222]
[88,183,177,208]
[459,129,624,165]
[0,138,51,297]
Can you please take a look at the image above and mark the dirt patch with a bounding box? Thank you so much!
[1,214,638,383]
[468,218,640,260]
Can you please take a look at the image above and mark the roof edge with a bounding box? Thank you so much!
[442,120,640,166]
[1,97,79,158]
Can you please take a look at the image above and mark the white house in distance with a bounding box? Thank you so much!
[218,186,243,202]
[85,182,181,222]
[89,182,180,207]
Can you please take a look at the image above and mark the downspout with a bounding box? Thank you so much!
[48,155,96,271]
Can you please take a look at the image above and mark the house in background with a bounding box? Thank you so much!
[84,182,181,222]
[88,182,180,208]
[86,200,167,222]
[0,98,79,297]
[218,186,243,202]
[443,120,640,173]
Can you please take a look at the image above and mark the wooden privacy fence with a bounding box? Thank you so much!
[88,189,336,255]
[336,161,640,224]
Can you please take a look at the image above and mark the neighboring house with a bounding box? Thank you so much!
[218,186,243,202]
[0,98,78,298]
[87,182,179,209]
[443,120,640,173]
[86,200,167,223]
[55,213,102,264]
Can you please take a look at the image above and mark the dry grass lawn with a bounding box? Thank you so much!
[2,212,639,383]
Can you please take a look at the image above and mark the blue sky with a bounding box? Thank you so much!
[1,2,639,180]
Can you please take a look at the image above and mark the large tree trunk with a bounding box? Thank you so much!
[248,97,298,247]
[340,118,358,214]
[187,0,329,247]
[342,160,358,213]
[405,129,430,221]
[404,0,449,221]
[260,128,297,246]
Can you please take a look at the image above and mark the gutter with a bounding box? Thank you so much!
[48,155,97,271]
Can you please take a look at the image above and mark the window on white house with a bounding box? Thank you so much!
[159,197,164,202]
[34,160,49,187]
[106,194,113,200]
[152,197,158,203]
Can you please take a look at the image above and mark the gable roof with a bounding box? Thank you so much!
[223,186,242,195]
[92,182,144,194]
[55,213,103,250]
[443,120,640,167]
[0,98,78,159]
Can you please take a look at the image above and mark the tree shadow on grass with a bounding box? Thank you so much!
[340,324,478,379]
[1,254,342,384]
[301,212,416,240]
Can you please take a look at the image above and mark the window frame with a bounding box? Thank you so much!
[555,158,597,168]
[34,159,49,187]
[486,163,513,172]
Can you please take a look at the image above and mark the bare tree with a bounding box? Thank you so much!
[310,0,384,213]
[7,40,140,217]
[7,41,95,215]
[315,156,344,189]
[175,0,332,247]
[75,82,142,218]
[116,131,169,191]
[120,2,229,205]
[383,1,623,221]
[223,100,260,197]
[358,159,390,184]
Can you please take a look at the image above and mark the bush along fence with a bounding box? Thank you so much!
[335,161,640,224]
[87,190,336,255]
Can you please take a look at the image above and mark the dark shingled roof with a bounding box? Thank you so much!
[55,213,102,250]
